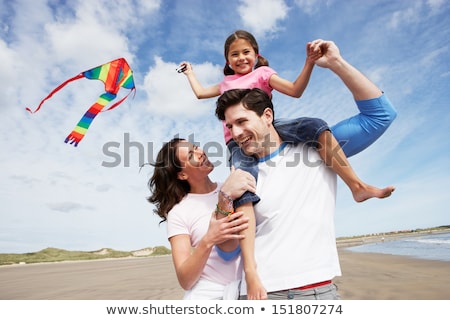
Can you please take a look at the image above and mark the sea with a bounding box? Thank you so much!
[345,231,450,262]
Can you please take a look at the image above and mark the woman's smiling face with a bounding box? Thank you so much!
[176,140,214,181]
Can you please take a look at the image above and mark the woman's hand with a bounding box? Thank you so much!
[204,210,249,246]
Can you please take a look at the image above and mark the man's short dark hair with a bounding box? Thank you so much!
[215,88,275,121]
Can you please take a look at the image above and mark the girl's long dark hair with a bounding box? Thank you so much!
[223,30,269,76]
[147,138,190,222]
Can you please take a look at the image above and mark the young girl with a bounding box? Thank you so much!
[178,30,394,204]
[178,31,396,299]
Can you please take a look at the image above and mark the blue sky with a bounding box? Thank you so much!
[0,0,449,253]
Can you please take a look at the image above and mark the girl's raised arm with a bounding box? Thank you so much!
[179,62,221,99]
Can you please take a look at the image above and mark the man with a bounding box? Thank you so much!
[215,40,396,299]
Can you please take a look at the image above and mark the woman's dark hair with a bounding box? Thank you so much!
[223,30,269,76]
[147,138,190,222]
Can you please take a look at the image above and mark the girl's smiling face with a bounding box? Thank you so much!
[226,38,258,75]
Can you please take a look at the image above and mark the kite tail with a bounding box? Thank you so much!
[101,87,136,112]
[65,92,116,147]
[25,74,85,113]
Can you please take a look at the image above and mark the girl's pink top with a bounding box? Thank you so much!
[219,66,276,143]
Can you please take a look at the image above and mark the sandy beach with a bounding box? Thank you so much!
[1,245,449,300]
[336,249,450,300]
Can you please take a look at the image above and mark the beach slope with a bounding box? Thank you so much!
[1,249,449,299]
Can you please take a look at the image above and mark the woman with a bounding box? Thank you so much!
[147,138,255,299]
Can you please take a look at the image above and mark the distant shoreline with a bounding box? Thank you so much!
[336,226,450,248]
[1,226,449,266]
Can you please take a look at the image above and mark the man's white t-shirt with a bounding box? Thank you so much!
[240,143,341,294]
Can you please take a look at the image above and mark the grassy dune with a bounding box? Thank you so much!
[0,246,171,266]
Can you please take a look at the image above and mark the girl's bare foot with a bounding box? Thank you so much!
[352,184,395,202]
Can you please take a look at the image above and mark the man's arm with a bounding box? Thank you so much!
[313,40,382,100]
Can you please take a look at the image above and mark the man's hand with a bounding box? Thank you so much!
[306,39,323,64]
[308,39,342,69]
[221,167,256,200]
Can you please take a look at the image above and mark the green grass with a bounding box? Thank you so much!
[0,246,171,266]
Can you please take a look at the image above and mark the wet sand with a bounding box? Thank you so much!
[1,248,449,300]
[336,249,450,299]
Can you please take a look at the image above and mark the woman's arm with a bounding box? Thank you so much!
[169,233,213,290]
[170,210,249,290]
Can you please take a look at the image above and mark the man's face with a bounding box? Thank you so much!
[176,140,214,181]
[224,102,272,158]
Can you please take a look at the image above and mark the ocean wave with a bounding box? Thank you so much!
[406,238,450,245]
[347,232,450,262]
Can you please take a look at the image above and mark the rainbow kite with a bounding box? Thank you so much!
[26,58,136,146]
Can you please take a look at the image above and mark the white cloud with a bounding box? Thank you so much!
[420,45,448,66]
[42,1,139,66]
[427,0,446,13]
[141,56,222,118]
[0,40,19,110]
[238,0,289,37]
[45,20,130,65]
[294,0,331,15]
[47,202,95,213]
[388,2,422,29]
[137,0,161,12]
